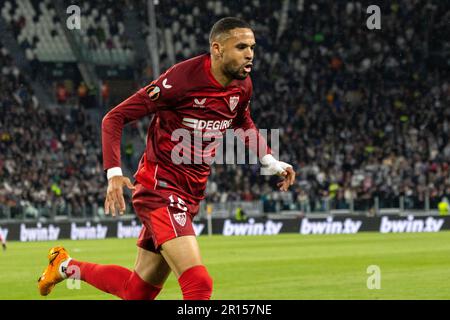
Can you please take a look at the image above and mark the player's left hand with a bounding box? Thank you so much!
[260,154,296,191]
[277,166,296,191]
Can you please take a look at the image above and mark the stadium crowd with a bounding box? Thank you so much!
[1,0,449,219]
[134,1,450,212]
[0,41,107,219]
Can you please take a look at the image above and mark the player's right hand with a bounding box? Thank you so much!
[104,176,136,217]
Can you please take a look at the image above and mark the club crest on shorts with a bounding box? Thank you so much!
[173,212,187,227]
[229,96,239,112]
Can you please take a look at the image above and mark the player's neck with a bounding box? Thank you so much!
[210,57,233,87]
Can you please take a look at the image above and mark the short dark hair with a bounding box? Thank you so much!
[209,17,252,44]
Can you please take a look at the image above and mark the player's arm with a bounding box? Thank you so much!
[102,88,155,216]
[233,88,295,192]
[102,87,158,173]
[102,66,183,216]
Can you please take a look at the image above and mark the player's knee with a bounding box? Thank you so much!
[195,268,213,293]
[178,265,213,300]
[123,272,162,300]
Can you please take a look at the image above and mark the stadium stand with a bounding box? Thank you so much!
[1,0,75,62]
[67,0,134,65]
[0,1,449,220]
[135,0,450,214]
[0,40,107,220]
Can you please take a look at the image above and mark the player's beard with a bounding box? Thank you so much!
[223,63,248,80]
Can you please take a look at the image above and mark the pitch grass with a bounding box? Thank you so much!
[1,232,450,300]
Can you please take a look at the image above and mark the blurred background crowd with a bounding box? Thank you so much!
[1,0,449,219]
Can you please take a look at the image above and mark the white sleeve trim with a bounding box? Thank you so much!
[107,167,123,180]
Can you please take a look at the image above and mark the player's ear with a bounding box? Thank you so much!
[211,41,223,59]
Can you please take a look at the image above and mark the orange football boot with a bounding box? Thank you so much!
[37,246,71,296]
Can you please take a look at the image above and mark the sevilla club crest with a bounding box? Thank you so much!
[173,212,187,227]
[229,96,239,112]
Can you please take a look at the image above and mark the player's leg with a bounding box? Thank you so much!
[60,191,174,299]
[132,183,212,299]
[67,246,170,300]
[38,241,170,299]
[38,183,169,299]
[37,222,171,300]
[160,235,213,300]
[134,246,171,285]
[131,246,172,298]
[0,235,5,251]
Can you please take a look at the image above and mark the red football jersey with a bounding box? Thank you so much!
[102,54,271,203]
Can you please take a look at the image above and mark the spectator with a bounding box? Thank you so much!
[56,83,68,105]
[77,82,88,107]
[101,81,110,109]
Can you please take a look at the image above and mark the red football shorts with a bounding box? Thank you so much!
[132,182,200,253]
